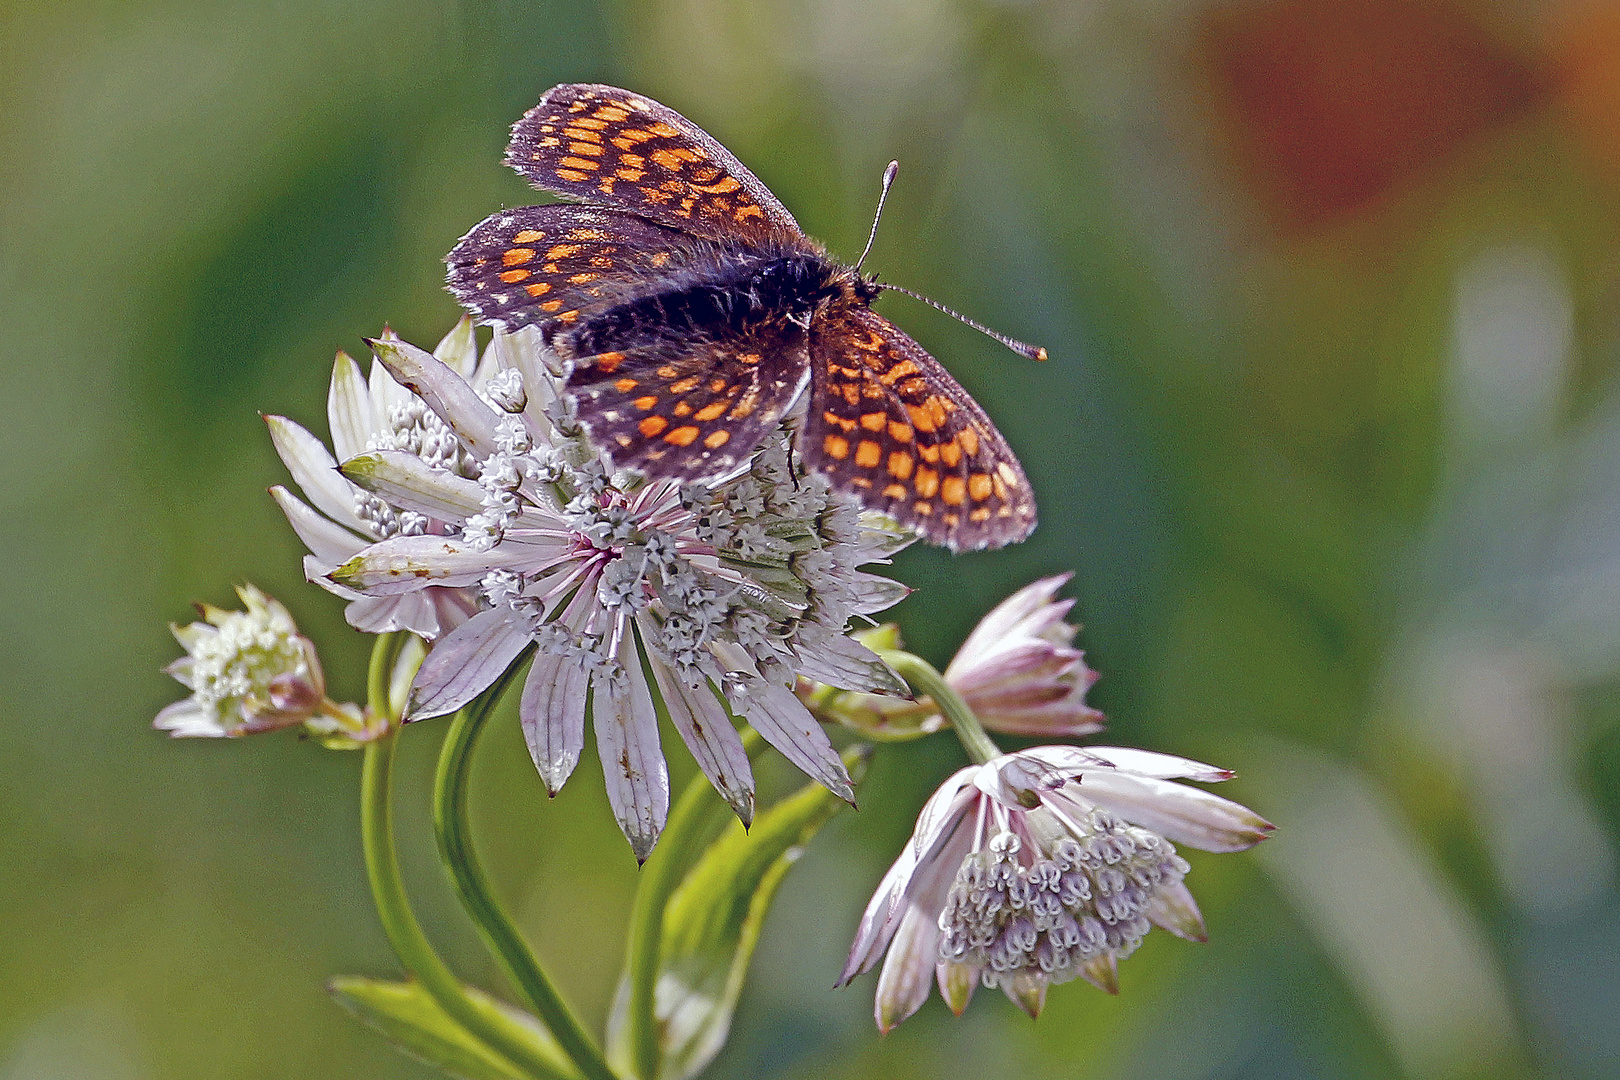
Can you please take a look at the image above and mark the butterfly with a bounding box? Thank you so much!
[445,83,1039,551]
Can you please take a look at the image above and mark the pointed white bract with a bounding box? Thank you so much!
[841,746,1273,1030]
[319,324,910,858]
[155,584,375,743]
[266,320,486,641]
[820,574,1104,740]
[943,574,1105,737]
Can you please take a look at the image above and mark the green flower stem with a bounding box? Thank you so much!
[623,728,766,1080]
[360,639,576,1080]
[367,631,406,725]
[876,650,1002,766]
[433,661,619,1080]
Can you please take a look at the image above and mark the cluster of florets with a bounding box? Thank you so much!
[938,809,1189,990]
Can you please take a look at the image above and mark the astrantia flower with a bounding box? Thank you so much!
[155,584,377,744]
[267,320,484,640]
[811,574,1103,740]
[944,574,1104,736]
[327,327,910,858]
[841,746,1273,1030]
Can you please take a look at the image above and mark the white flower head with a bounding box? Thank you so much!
[327,326,911,860]
[266,319,486,641]
[155,584,373,743]
[841,746,1273,1030]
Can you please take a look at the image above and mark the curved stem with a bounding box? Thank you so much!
[433,660,618,1080]
[359,638,575,1080]
[876,650,1002,766]
[367,631,406,725]
[623,728,766,1080]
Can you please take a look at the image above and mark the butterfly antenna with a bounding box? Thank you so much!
[854,160,900,272]
[878,283,1049,361]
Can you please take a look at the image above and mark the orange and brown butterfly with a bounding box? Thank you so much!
[446,83,1039,551]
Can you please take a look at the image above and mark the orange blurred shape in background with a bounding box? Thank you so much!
[1200,0,1543,228]
[1552,5,1620,180]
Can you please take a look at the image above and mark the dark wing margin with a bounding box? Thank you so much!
[504,83,802,244]
[805,307,1036,552]
[446,204,695,334]
[567,322,811,483]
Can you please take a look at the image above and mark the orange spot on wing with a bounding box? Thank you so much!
[668,375,701,394]
[694,401,728,421]
[855,440,882,468]
[647,121,680,138]
[860,412,887,431]
[540,299,564,312]
[887,451,914,480]
[664,425,700,447]
[556,168,590,182]
[882,483,908,499]
[959,427,980,457]
[524,282,552,297]
[969,473,993,501]
[502,248,534,266]
[672,401,693,417]
[823,412,856,432]
[614,377,639,392]
[545,244,584,260]
[888,421,913,443]
[941,477,966,506]
[633,396,658,411]
[704,430,730,449]
[513,229,545,243]
[878,358,919,383]
[691,176,742,194]
[939,440,962,468]
[638,416,667,437]
[824,434,850,460]
[907,403,938,433]
[594,352,625,372]
[498,268,530,283]
[914,467,940,498]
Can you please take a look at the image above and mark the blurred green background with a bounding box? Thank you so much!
[4,1,1620,1077]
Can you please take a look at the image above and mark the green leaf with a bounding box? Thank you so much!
[609,749,866,1080]
[330,976,578,1080]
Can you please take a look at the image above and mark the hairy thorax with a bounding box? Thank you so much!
[550,246,878,361]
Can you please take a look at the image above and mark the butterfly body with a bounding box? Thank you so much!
[448,84,1036,551]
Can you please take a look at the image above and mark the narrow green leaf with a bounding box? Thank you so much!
[616,749,866,1080]
[330,976,578,1080]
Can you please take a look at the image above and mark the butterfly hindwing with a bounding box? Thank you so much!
[505,84,801,245]
[805,307,1036,551]
[568,322,811,483]
[446,204,701,334]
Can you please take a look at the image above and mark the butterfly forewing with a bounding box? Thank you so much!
[805,307,1036,551]
[446,205,698,333]
[568,323,811,483]
[505,84,801,244]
